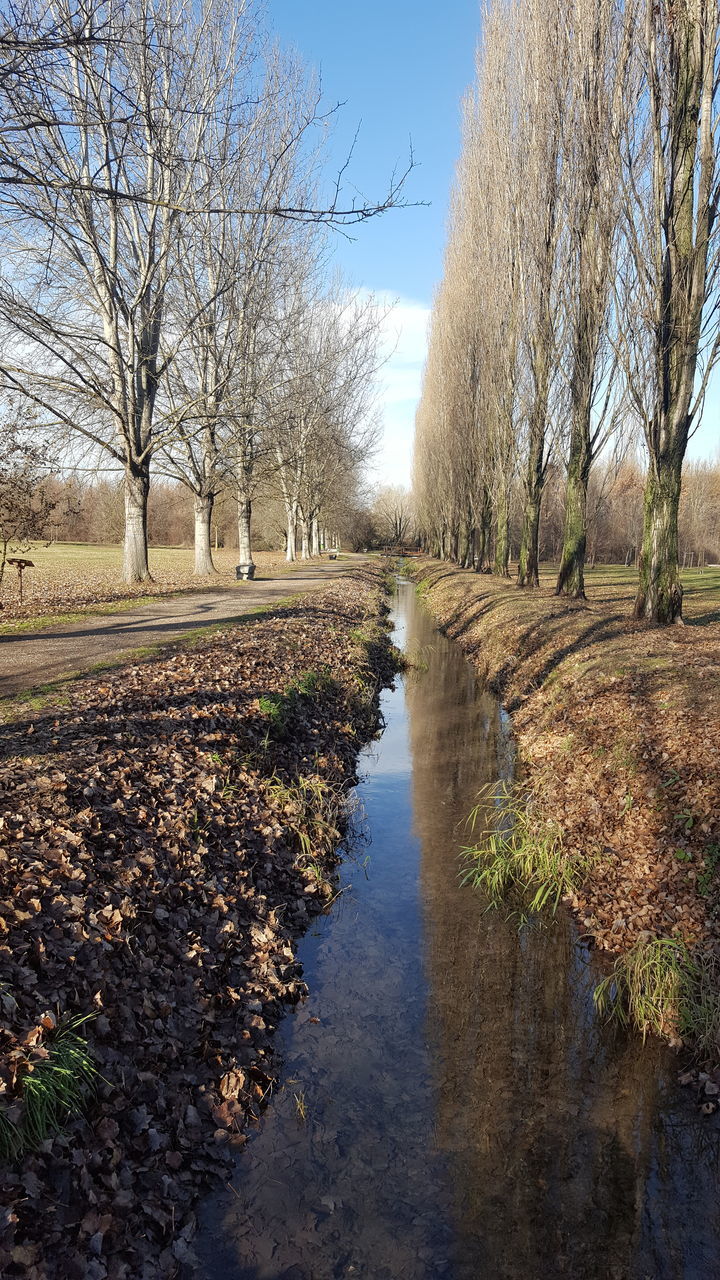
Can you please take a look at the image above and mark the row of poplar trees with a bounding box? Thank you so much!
[0,1,397,581]
[413,0,720,624]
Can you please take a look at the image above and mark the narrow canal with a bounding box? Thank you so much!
[191,579,720,1279]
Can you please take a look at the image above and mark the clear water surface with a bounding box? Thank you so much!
[190,580,720,1280]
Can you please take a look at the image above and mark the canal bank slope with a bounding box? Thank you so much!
[409,559,720,1055]
[0,565,399,1278]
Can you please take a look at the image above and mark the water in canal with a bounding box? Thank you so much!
[192,580,720,1280]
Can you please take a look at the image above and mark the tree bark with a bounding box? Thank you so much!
[476,484,492,572]
[517,423,545,588]
[285,499,298,561]
[193,494,217,575]
[300,514,310,560]
[517,491,541,588]
[634,459,683,624]
[123,464,151,583]
[556,423,592,598]
[494,482,511,577]
[460,517,475,569]
[237,493,254,566]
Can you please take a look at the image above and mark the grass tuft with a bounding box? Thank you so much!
[460,780,586,923]
[0,1013,97,1159]
[258,669,338,742]
[265,772,344,874]
[594,937,720,1058]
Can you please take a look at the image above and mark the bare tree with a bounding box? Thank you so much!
[373,485,414,547]
[0,1,414,581]
[617,0,720,622]
[267,285,383,561]
[514,0,569,589]
[467,6,523,577]
[554,0,635,599]
[0,409,58,589]
[0,0,244,581]
[158,48,321,575]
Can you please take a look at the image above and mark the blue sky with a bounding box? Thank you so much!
[270,0,718,486]
[270,0,479,302]
[270,0,480,488]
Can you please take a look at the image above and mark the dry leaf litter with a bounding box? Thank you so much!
[412,562,720,979]
[0,565,398,1278]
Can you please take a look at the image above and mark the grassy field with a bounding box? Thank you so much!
[411,558,720,628]
[4,546,717,633]
[0,541,289,628]
[509,560,720,622]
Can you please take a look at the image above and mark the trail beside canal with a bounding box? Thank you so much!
[0,558,365,701]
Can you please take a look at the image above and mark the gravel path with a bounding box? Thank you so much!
[0,557,364,699]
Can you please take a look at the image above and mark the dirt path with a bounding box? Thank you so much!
[0,557,366,699]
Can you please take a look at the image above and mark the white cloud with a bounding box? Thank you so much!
[364,293,431,490]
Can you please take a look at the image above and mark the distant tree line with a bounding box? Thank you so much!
[0,0,406,581]
[37,473,368,554]
[413,0,720,623]
[32,456,720,571]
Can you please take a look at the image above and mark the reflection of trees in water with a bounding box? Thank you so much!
[403,590,720,1279]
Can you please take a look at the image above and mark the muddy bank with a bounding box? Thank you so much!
[0,566,399,1278]
[408,560,720,1047]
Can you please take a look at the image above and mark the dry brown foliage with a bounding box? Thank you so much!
[413,561,720,961]
[0,566,396,1277]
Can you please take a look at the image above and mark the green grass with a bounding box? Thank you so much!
[258,668,338,741]
[410,557,720,625]
[461,780,588,922]
[594,937,720,1059]
[0,541,301,634]
[0,1014,97,1159]
[9,540,229,574]
[698,843,720,897]
[0,609,89,636]
[258,691,290,736]
[0,594,166,636]
[294,669,335,696]
[265,772,345,876]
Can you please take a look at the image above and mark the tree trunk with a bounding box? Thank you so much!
[285,500,298,562]
[494,485,511,577]
[517,405,547,589]
[634,460,683,624]
[123,464,151,583]
[476,485,492,572]
[237,493,253,566]
[460,518,474,569]
[192,494,216,576]
[517,491,541,589]
[475,523,485,573]
[555,429,591,598]
[300,512,310,560]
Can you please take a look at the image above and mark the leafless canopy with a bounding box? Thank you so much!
[413,0,720,624]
